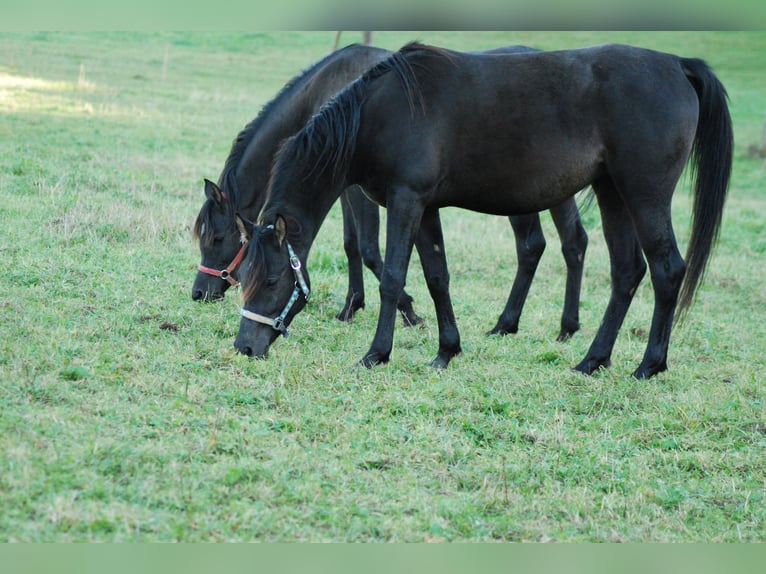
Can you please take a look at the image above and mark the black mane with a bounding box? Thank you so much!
[262,42,450,222]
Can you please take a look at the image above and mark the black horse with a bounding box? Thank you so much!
[192,43,588,339]
[234,42,733,379]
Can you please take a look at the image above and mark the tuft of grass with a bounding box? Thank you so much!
[59,366,92,381]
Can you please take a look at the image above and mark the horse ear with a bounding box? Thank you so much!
[204,179,223,205]
[274,215,287,246]
[235,214,251,243]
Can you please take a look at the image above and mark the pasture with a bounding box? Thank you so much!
[0,31,764,541]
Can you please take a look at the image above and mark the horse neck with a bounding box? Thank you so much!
[267,174,346,260]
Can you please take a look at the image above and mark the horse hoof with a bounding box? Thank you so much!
[632,361,667,379]
[336,302,364,322]
[573,356,610,375]
[487,324,518,336]
[555,326,579,342]
[430,355,450,369]
[359,352,388,368]
[336,310,355,322]
[430,346,461,369]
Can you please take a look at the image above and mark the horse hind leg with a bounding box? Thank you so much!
[628,204,686,379]
[549,197,588,341]
[606,152,687,378]
[488,213,546,336]
[574,180,646,375]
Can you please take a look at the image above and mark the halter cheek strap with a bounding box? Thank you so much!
[240,234,310,338]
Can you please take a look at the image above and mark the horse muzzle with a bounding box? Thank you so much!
[191,272,230,302]
[233,320,279,359]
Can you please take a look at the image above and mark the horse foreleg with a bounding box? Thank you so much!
[488,214,546,336]
[347,186,423,327]
[575,186,646,375]
[360,193,423,367]
[337,189,366,322]
[414,208,461,368]
[549,197,588,341]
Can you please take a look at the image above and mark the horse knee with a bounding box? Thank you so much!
[379,269,406,300]
[632,258,648,287]
[667,256,686,287]
[613,256,646,297]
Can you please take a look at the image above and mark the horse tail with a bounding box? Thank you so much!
[676,57,733,321]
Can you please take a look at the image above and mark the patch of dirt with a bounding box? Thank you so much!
[159,321,180,332]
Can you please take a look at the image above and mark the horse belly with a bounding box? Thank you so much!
[447,188,572,216]
[442,157,598,216]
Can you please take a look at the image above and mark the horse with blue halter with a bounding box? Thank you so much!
[192,43,588,339]
[234,42,732,379]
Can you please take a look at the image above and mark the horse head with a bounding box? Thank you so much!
[234,215,311,358]
[192,179,247,301]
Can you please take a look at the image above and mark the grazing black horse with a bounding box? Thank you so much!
[234,42,733,379]
[192,43,588,339]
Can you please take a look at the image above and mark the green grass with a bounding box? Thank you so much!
[0,31,764,541]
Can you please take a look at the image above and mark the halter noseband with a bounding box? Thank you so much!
[240,228,310,338]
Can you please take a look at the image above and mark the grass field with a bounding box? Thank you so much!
[0,31,764,541]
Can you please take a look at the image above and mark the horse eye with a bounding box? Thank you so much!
[201,224,224,242]
[265,276,279,287]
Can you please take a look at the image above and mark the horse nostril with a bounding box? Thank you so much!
[192,289,204,301]
[238,346,254,357]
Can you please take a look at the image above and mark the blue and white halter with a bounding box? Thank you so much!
[239,226,310,337]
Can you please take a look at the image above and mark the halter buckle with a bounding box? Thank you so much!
[273,317,288,337]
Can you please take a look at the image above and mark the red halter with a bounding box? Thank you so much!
[197,188,247,287]
[198,241,247,287]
